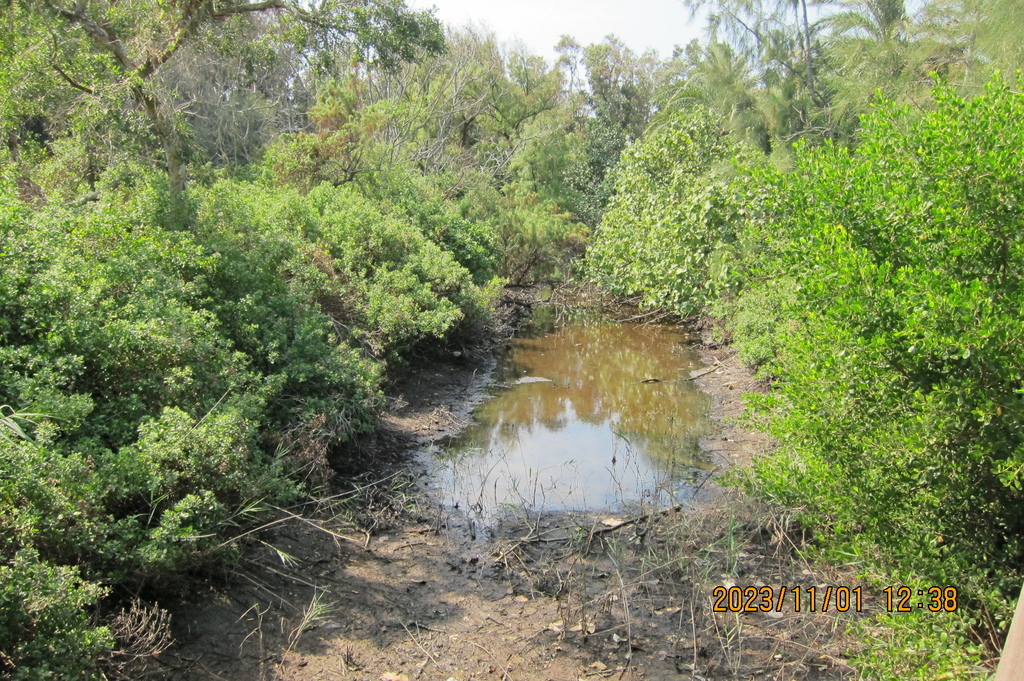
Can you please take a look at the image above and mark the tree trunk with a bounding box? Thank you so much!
[800,0,816,98]
[134,85,186,206]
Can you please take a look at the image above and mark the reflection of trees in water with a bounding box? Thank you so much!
[471,322,713,470]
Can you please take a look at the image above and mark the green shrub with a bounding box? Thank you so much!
[587,106,757,315]
[0,549,111,680]
[851,609,988,679]
[190,180,384,432]
[425,168,587,286]
[307,182,484,354]
[736,75,1024,656]
[195,179,489,360]
[712,278,797,371]
[362,168,499,284]
[0,169,496,675]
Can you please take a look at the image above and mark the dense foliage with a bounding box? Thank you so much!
[0,173,494,676]
[667,0,1024,154]
[591,74,1024,675]
[588,106,755,315]
[739,78,1024,675]
[2,0,1022,676]
[0,0,661,672]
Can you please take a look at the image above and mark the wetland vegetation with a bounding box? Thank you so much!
[2,1,1024,678]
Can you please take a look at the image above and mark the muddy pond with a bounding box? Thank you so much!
[428,313,716,521]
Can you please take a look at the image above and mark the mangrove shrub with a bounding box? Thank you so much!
[587,106,755,315]
[740,76,1024,671]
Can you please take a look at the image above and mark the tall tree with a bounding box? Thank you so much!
[823,0,911,120]
[157,12,311,167]
[918,0,1024,86]
[684,0,829,100]
[564,36,656,227]
[675,0,886,147]
[655,41,770,151]
[6,1,442,202]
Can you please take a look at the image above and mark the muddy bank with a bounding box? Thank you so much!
[156,310,863,681]
[691,335,774,471]
[332,286,536,476]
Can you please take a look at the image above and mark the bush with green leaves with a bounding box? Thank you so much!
[734,75,1024,667]
[0,185,292,679]
[195,179,489,360]
[587,106,758,316]
[710,277,797,371]
[0,167,494,677]
[362,168,499,284]
[0,549,112,680]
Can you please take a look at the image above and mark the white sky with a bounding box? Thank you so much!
[408,0,707,64]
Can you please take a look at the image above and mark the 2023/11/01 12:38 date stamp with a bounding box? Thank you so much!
[711,585,959,613]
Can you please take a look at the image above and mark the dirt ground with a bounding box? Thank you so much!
[152,319,869,681]
[690,337,774,471]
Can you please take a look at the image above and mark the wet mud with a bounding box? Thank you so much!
[159,311,864,681]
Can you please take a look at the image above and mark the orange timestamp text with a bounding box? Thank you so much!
[711,585,959,613]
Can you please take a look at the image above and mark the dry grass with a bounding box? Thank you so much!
[490,489,868,679]
[101,599,174,680]
[279,411,359,490]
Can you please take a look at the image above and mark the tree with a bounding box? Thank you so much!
[587,105,753,314]
[345,27,515,189]
[156,12,310,167]
[655,41,771,151]
[740,78,1024,668]
[829,0,907,43]
[266,74,392,190]
[677,0,877,149]
[684,0,827,99]
[7,1,442,203]
[563,36,657,227]
[818,0,914,128]
[917,0,1024,87]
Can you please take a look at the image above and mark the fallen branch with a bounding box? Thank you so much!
[400,620,442,670]
[588,504,684,537]
[463,638,516,681]
[616,307,670,324]
[679,357,733,382]
[266,505,364,546]
[516,505,685,544]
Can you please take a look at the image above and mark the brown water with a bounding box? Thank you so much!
[432,318,715,520]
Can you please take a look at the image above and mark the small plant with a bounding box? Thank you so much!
[287,590,332,652]
[0,405,42,443]
[101,600,174,680]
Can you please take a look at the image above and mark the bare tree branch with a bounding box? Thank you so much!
[212,0,287,19]
[44,1,136,71]
[51,63,95,95]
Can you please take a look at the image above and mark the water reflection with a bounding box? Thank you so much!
[434,320,714,519]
